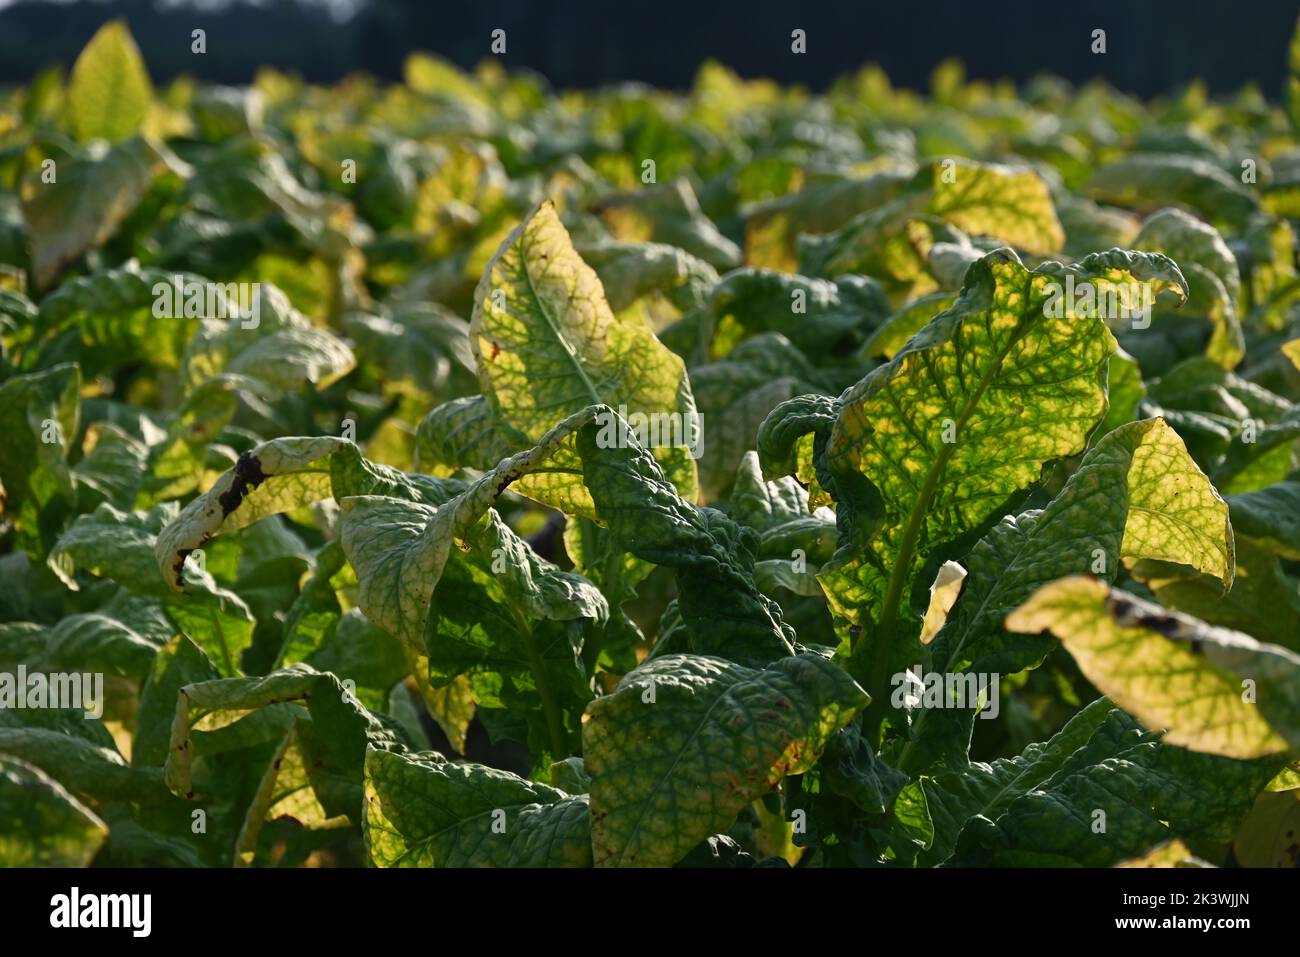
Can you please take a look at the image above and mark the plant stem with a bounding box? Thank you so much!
[850,332,1009,744]
[854,439,958,745]
[513,606,568,760]
[581,531,623,674]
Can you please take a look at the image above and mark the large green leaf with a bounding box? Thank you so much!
[761,248,1187,735]
[415,395,515,473]
[922,701,1281,866]
[583,652,867,867]
[338,408,603,653]
[1057,195,1141,259]
[579,238,718,316]
[52,503,254,675]
[339,408,609,763]
[342,491,605,763]
[695,269,891,361]
[0,757,108,866]
[0,363,79,542]
[1085,155,1259,232]
[907,696,1115,864]
[364,749,592,867]
[1213,407,1300,495]
[72,422,151,511]
[1133,207,1244,368]
[133,635,220,768]
[689,333,827,500]
[1226,477,1300,559]
[342,302,473,403]
[5,612,161,678]
[576,413,797,667]
[1134,207,1240,307]
[0,725,160,805]
[22,138,168,288]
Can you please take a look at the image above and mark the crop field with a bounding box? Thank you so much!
[0,18,1298,872]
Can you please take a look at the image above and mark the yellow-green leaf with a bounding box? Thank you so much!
[1118,414,1234,586]
[67,21,154,143]
[1007,576,1300,759]
[915,159,1064,255]
[364,750,591,867]
[1283,338,1300,371]
[794,249,1187,678]
[1233,788,1300,868]
[468,200,699,515]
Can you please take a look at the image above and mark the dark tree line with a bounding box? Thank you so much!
[0,0,1293,98]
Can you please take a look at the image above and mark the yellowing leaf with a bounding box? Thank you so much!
[403,53,487,106]
[918,159,1064,255]
[365,750,591,867]
[804,250,1185,674]
[1116,839,1211,868]
[1283,337,1300,371]
[1119,414,1234,586]
[67,21,153,143]
[1007,577,1300,759]
[469,201,699,515]
[919,561,966,645]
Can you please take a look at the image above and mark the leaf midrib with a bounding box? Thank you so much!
[516,223,603,409]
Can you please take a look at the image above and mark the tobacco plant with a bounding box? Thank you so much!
[1,20,1299,868]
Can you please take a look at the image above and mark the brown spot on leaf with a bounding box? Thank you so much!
[173,550,191,587]
[218,452,269,518]
[1107,593,1186,639]
[495,469,522,496]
